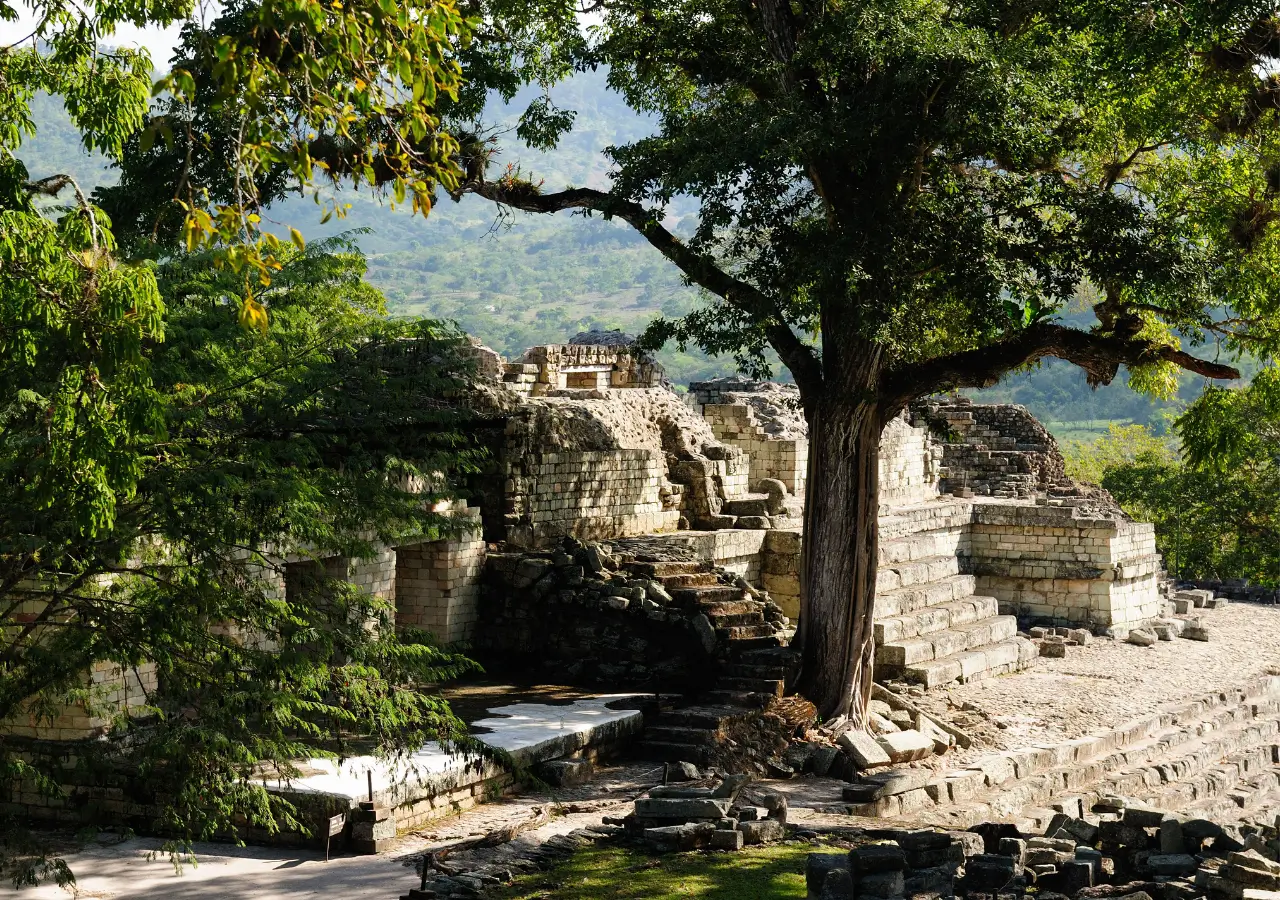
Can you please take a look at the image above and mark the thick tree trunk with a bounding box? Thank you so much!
[793,393,883,726]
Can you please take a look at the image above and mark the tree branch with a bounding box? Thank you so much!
[878,323,1241,411]
[461,181,825,395]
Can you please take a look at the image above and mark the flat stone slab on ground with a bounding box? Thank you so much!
[634,797,730,819]
[877,729,934,763]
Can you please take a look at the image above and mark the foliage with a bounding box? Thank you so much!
[452,0,1280,719]
[0,239,484,883]
[5,0,471,301]
[1061,423,1176,486]
[489,842,813,900]
[1069,373,1280,586]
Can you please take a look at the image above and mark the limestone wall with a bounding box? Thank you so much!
[701,403,808,495]
[969,502,1163,627]
[503,448,681,548]
[1,661,158,741]
[879,415,943,507]
[395,510,487,644]
[473,550,717,689]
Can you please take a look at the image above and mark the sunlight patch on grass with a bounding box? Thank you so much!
[490,842,818,900]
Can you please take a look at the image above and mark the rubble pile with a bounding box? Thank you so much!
[477,537,789,689]
[807,800,1280,900]
[609,772,791,852]
[807,829,984,900]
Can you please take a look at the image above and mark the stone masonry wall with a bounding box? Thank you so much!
[395,510,487,645]
[0,661,158,741]
[879,414,944,507]
[503,448,681,548]
[912,398,1070,499]
[700,402,808,496]
[970,502,1163,627]
[474,546,718,690]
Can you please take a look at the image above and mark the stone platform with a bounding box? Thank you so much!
[256,692,645,844]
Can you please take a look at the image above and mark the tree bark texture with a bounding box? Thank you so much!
[794,394,883,724]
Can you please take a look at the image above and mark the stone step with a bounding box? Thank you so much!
[874,595,1001,645]
[699,599,761,619]
[904,685,1280,828]
[660,705,756,729]
[725,662,791,680]
[876,554,968,593]
[702,689,773,708]
[635,741,711,764]
[873,574,978,619]
[671,585,743,606]
[877,500,975,541]
[885,635,1038,689]
[705,612,764,628]
[716,624,778,642]
[716,677,785,698]
[643,725,721,746]
[877,528,967,566]
[662,573,721,588]
[626,561,707,578]
[876,615,1019,667]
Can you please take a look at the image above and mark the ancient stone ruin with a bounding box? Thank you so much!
[8,332,1280,900]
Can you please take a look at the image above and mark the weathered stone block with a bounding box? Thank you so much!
[807,852,851,896]
[634,797,730,819]
[738,818,784,844]
[877,730,934,763]
[838,730,891,768]
[710,828,744,850]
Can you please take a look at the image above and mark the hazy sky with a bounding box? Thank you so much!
[0,9,187,66]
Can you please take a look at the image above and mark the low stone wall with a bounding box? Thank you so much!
[1,661,158,741]
[503,449,681,548]
[969,502,1163,627]
[473,548,718,690]
[701,403,808,496]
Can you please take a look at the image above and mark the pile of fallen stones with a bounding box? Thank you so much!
[478,537,788,687]
[1028,625,1094,658]
[806,828,984,900]
[609,773,790,852]
[1183,580,1280,606]
[807,798,1280,900]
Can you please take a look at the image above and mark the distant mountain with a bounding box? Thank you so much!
[16,72,1246,428]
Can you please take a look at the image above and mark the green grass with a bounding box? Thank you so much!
[489,842,821,900]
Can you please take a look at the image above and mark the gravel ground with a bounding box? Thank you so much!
[915,601,1280,762]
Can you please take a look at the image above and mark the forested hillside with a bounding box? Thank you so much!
[18,72,1247,428]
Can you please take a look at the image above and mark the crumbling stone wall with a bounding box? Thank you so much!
[0,661,157,741]
[473,544,718,689]
[690,379,808,496]
[880,414,945,507]
[911,397,1070,499]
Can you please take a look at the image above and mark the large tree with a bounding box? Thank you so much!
[2,0,481,881]
[447,1,1280,722]
[88,1,1280,726]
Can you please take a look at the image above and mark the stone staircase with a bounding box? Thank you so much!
[873,500,1037,688]
[843,675,1280,830]
[623,558,797,765]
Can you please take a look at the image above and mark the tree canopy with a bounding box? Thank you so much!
[0,236,484,885]
[447,0,1280,719]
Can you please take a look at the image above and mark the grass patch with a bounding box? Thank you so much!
[489,841,821,899]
